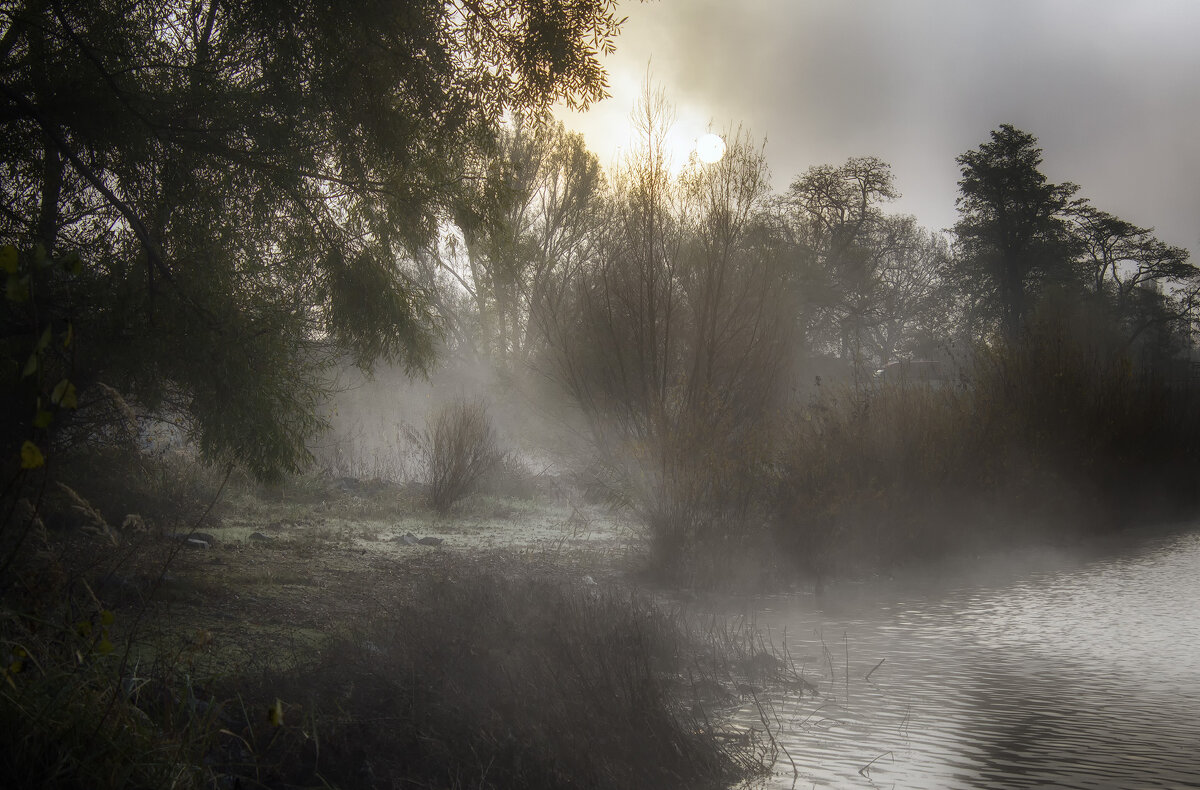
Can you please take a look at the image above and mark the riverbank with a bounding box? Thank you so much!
[0,471,788,789]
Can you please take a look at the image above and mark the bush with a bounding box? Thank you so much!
[416,397,504,512]
[772,319,1200,577]
[225,563,775,790]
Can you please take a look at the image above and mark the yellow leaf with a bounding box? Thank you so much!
[61,382,77,409]
[100,610,115,626]
[268,698,284,727]
[0,245,16,274]
[96,639,113,655]
[21,354,37,378]
[51,379,77,408]
[36,325,51,352]
[20,441,44,469]
[32,410,53,429]
[63,322,73,349]
[75,621,92,638]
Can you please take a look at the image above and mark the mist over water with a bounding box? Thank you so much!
[719,530,1200,788]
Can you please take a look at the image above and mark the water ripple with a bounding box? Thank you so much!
[726,530,1200,789]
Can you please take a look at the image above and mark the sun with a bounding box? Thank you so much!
[696,133,727,163]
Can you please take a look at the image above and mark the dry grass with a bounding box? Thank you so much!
[772,325,1200,575]
[412,397,505,513]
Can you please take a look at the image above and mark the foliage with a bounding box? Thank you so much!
[950,125,1082,340]
[0,0,624,479]
[433,114,608,365]
[1070,203,1200,354]
[234,563,773,790]
[773,314,1200,575]
[783,160,953,366]
[415,396,504,513]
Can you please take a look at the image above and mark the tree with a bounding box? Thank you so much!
[0,0,623,478]
[548,82,791,569]
[1070,203,1199,349]
[444,115,606,367]
[951,125,1080,341]
[785,157,898,365]
[862,215,954,364]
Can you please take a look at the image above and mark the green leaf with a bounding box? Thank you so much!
[32,409,53,429]
[0,245,16,274]
[21,354,37,378]
[62,322,73,349]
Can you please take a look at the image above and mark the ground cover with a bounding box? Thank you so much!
[1,471,792,789]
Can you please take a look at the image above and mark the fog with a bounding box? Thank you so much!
[556,0,1200,255]
[5,2,1200,787]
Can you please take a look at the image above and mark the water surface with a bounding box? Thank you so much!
[722,529,1200,789]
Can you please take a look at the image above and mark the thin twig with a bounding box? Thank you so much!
[865,657,885,682]
[858,750,893,778]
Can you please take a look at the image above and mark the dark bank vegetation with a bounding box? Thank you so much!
[0,537,780,790]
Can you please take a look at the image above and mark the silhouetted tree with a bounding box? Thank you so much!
[0,0,622,478]
[549,83,791,570]
[785,157,898,366]
[863,215,955,364]
[1070,203,1199,351]
[951,125,1080,341]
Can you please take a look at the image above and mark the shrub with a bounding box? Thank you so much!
[416,397,504,512]
[225,563,775,790]
[772,318,1200,577]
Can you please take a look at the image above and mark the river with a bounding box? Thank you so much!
[719,528,1200,789]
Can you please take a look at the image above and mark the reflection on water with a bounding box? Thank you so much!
[724,530,1200,789]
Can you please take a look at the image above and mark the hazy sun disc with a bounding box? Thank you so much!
[696,133,726,163]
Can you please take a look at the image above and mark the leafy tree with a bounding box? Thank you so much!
[443,115,606,366]
[951,125,1080,341]
[0,0,623,478]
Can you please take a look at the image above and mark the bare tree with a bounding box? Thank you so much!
[548,82,792,569]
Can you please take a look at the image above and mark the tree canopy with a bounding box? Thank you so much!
[0,0,623,478]
[951,124,1080,340]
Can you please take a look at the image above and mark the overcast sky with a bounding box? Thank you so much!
[555,0,1200,255]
